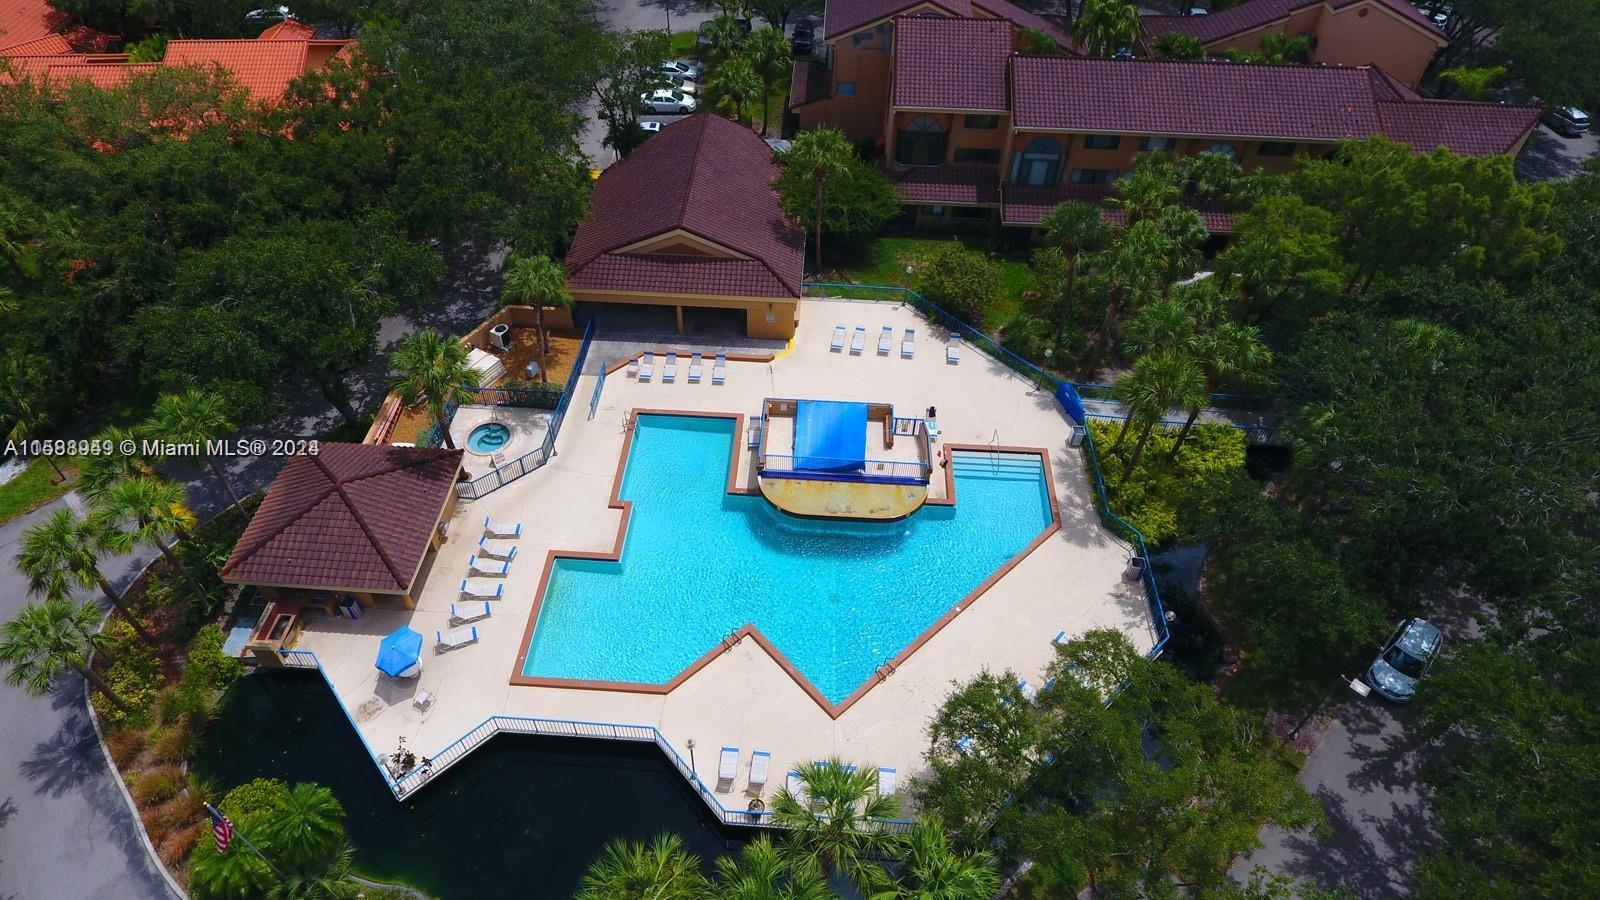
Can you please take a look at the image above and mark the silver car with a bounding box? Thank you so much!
[1366,618,1443,702]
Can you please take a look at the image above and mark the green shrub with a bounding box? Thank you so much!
[220,777,288,820]
[919,241,1003,324]
[92,621,163,730]
[182,624,245,694]
[1086,421,1247,546]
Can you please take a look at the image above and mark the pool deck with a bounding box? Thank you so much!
[291,296,1157,814]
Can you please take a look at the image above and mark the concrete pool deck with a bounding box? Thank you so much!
[291,296,1157,814]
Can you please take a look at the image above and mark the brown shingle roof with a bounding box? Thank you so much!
[895,164,1001,205]
[893,16,1011,111]
[221,443,463,593]
[565,113,804,298]
[1375,99,1540,156]
[1140,0,1445,44]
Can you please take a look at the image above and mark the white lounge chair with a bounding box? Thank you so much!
[1053,629,1069,647]
[877,325,892,354]
[435,626,478,651]
[482,516,520,540]
[718,746,739,784]
[467,555,509,578]
[638,352,655,381]
[749,750,771,790]
[1019,679,1038,702]
[947,334,962,364]
[459,580,503,601]
[849,326,866,354]
[688,352,703,383]
[902,328,915,358]
[712,353,727,385]
[449,601,491,624]
[831,325,846,351]
[477,535,517,562]
[877,766,897,796]
[412,689,434,712]
[663,353,678,382]
[786,770,805,800]
[748,419,763,450]
[626,357,639,377]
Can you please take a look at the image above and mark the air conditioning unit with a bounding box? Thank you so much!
[489,323,511,351]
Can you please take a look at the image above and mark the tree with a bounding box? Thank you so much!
[1073,0,1140,57]
[74,427,155,503]
[1039,200,1112,353]
[1087,219,1172,374]
[1112,350,1206,476]
[711,835,831,899]
[0,355,68,482]
[772,759,903,894]
[749,0,819,28]
[93,476,208,604]
[746,25,792,136]
[1153,32,1206,59]
[574,832,707,900]
[773,127,899,271]
[593,30,672,158]
[706,56,762,127]
[1438,65,1506,100]
[190,780,358,900]
[1016,26,1066,55]
[1256,33,1311,64]
[390,330,478,450]
[499,253,573,383]
[702,13,750,63]
[17,508,155,645]
[145,389,244,517]
[918,242,1003,324]
[896,817,1002,899]
[0,596,127,711]
[1170,321,1271,456]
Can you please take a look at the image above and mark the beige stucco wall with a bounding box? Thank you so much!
[1005,129,1328,185]
[812,29,896,143]
[1203,1,1441,88]
[569,288,798,340]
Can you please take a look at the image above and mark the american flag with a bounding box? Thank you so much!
[208,806,234,854]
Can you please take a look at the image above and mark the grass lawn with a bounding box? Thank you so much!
[827,235,1035,332]
[0,457,72,525]
[667,30,698,60]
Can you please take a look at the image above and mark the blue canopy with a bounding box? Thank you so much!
[375,626,423,677]
[793,400,867,472]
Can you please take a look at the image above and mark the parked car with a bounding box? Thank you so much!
[639,121,663,134]
[1543,106,1591,137]
[245,5,291,22]
[663,77,698,96]
[640,89,697,114]
[657,60,701,82]
[1365,618,1443,702]
[791,21,815,55]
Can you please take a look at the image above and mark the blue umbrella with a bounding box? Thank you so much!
[375,626,423,677]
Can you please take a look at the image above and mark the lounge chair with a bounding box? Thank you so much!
[477,535,517,562]
[786,770,805,800]
[688,352,704,382]
[712,353,727,385]
[749,750,771,790]
[947,334,962,364]
[902,328,915,358]
[1053,629,1069,647]
[435,626,479,651]
[449,601,491,625]
[663,353,678,382]
[877,766,897,796]
[877,325,892,354]
[482,516,521,540]
[831,324,846,351]
[718,746,739,785]
[459,580,504,601]
[467,555,509,578]
[956,735,975,755]
[638,352,655,381]
[748,419,763,450]
[1019,679,1038,702]
[626,357,639,377]
[412,690,434,712]
[849,326,866,354]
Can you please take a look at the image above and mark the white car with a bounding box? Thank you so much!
[639,121,663,134]
[657,60,702,82]
[640,90,697,114]
[664,78,698,96]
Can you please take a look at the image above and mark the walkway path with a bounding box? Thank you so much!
[1077,396,1285,444]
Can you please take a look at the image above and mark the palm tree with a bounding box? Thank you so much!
[1113,351,1206,477]
[712,836,831,900]
[1122,294,1200,361]
[1088,219,1171,376]
[707,56,762,127]
[772,758,903,894]
[1073,0,1140,57]
[779,127,858,272]
[575,832,707,900]
[499,253,573,383]
[1039,201,1112,354]
[260,783,347,872]
[1168,322,1272,458]
[896,817,1002,899]
[94,476,208,603]
[702,13,748,64]
[146,389,244,517]
[271,841,361,900]
[1217,232,1291,322]
[75,426,155,502]
[1258,33,1311,64]
[1109,154,1181,225]
[0,596,127,710]
[17,508,155,645]
[390,330,477,450]
[0,361,67,483]
[746,26,791,136]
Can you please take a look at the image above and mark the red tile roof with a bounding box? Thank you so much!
[161,39,317,102]
[1141,0,1445,44]
[892,16,1011,111]
[895,164,1001,205]
[1002,184,1237,232]
[789,57,831,107]
[1375,99,1540,156]
[0,32,69,55]
[221,443,463,593]
[0,0,66,53]
[566,113,804,299]
[259,19,317,40]
[823,0,1071,45]
[569,254,796,298]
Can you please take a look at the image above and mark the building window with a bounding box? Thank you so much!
[853,32,874,46]
[1082,134,1121,150]
[1257,141,1297,156]
[836,81,856,96]
[896,115,947,166]
[952,206,990,221]
[1140,136,1177,152]
[1009,135,1064,187]
[1070,168,1117,186]
[1203,142,1239,160]
[953,147,999,164]
[964,114,1000,129]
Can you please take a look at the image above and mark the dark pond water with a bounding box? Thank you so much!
[193,671,744,899]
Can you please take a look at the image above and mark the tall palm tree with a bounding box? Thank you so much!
[712,836,831,900]
[1109,154,1181,225]
[779,127,859,272]
[1073,0,1140,57]
[499,253,573,383]
[75,425,155,502]
[0,596,127,710]
[1217,232,1292,322]
[1039,200,1112,353]
[17,508,155,645]
[145,389,244,517]
[575,832,707,900]
[1088,220,1171,376]
[771,758,903,894]
[896,817,1002,899]
[390,330,477,450]
[746,26,791,136]
[707,56,762,128]
[702,13,748,64]
[94,476,207,603]
[1168,322,1272,459]
[1113,351,1206,477]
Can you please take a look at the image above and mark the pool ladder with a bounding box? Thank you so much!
[720,627,744,652]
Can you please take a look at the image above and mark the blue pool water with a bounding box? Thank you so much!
[468,422,511,453]
[521,415,1054,703]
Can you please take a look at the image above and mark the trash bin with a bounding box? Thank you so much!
[1122,554,1147,583]
[340,596,364,620]
[1068,425,1088,448]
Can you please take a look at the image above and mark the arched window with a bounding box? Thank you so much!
[895,115,947,166]
[1203,142,1239,160]
[1010,136,1064,187]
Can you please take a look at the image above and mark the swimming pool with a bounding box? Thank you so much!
[520,414,1055,704]
[468,422,511,454]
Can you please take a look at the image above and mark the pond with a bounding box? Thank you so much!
[193,671,744,898]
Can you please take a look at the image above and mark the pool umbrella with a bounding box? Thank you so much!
[375,626,423,678]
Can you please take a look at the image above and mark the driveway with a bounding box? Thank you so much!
[1516,124,1599,181]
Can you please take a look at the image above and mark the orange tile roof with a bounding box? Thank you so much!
[161,38,316,101]
[259,19,317,40]
[0,0,67,53]
[0,31,69,56]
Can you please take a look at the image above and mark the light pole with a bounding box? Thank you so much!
[686,738,697,781]
[1288,674,1371,740]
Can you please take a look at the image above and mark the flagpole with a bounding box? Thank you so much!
[205,803,286,881]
